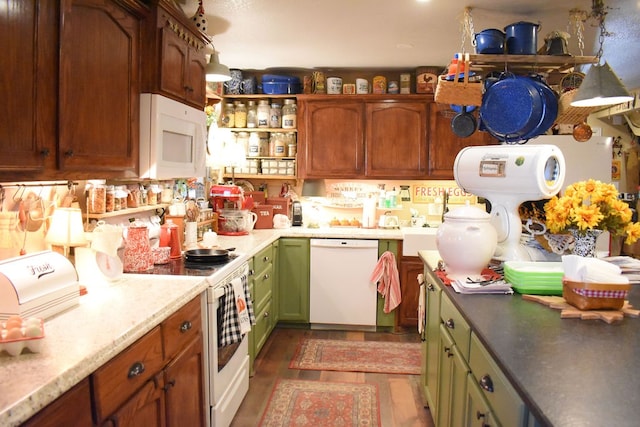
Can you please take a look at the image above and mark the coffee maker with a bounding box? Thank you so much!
[292,201,303,226]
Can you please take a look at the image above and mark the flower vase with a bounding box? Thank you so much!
[569,229,603,257]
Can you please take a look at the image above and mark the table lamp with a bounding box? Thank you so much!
[45,207,87,259]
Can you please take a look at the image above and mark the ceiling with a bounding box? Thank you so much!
[177,0,640,89]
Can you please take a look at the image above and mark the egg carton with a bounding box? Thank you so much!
[0,317,45,357]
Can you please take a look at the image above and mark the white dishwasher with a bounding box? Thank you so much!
[309,238,379,328]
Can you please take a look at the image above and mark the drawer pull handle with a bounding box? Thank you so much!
[180,320,192,333]
[479,374,494,392]
[164,379,176,391]
[445,318,455,329]
[127,361,145,378]
[476,410,485,420]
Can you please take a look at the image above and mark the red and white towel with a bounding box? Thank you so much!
[370,251,401,313]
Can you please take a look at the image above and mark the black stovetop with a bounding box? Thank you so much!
[141,254,239,277]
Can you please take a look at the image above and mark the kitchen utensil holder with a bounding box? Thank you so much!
[435,55,482,107]
[562,278,630,310]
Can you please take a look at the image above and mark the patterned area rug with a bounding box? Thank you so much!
[258,379,380,427]
[289,339,421,375]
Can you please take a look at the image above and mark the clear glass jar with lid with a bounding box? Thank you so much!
[270,132,286,157]
[257,99,270,128]
[234,102,247,128]
[269,102,282,128]
[282,99,297,129]
[248,132,260,157]
[105,185,116,212]
[246,100,258,128]
[236,131,250,153]
[87,181,106,214]
[222,103,235,128]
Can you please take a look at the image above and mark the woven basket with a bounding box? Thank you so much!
[562,278,630,310]
[434,58,483,107]
[556,89,597,125]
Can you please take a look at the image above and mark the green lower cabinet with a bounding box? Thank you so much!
[465,373,497,427]
[422,269,442,417]
[249,244,275,375]
[376,239,398,327]
[277,238,310,323]
[436,324,469,427]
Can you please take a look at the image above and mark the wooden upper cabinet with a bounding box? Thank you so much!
[365,101,428,178]
[142,0,210,110]
[297,99,365,178]
[0,0,58,177]
[58,0,144,178]
[428,107,495,179]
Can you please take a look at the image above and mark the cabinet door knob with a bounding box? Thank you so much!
[263,273,270,280]
[64,149,74,157]
[179,320,192,333]
[445,318,455,329]
[263,311,269,318]
[263,256,270,262]
[40,148,50,157]
[427,283,434,292]
[127,361,145,378]
[249,269,255,276]
[479,374,494,392]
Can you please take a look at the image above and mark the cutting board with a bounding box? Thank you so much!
[523,294,640,324]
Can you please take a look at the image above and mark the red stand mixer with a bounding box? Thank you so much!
[209,184,256,235]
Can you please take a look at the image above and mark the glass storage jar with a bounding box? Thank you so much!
[257,99,270,128]
[269,103,282,128]
[234,102,247,128]
[248,132,260,157]
[246,100,258,128]
[282,99,297,129]
[236,131,250,153]
[270,132,286,157]
[105,185,116,212]
[88,183,106,214]
[222,103,235,128]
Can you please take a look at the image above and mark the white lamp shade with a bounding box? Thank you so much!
[45,208,87,247]
[205,52,231,82]
[570,62,634,107]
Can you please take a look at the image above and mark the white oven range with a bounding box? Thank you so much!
[203,258,252,427]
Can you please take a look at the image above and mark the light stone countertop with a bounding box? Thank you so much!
[0,226,409,426]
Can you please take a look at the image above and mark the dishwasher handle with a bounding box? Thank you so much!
[310,238,378,249]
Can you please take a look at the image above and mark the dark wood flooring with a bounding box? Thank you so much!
[230,326,435,427]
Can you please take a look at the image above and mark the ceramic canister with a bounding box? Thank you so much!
[356,78,369,94]
[326,77,343,94]
[225,69,243,94]
[435,203,497,279]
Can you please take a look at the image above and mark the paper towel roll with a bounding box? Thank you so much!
[362,197,377,228]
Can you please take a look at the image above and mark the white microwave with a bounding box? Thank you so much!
[140,94,207,179]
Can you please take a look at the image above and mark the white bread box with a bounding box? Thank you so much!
[0,250,79,320]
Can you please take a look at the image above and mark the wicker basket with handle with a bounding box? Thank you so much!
[562,278,630,310]
[434,54,483,107]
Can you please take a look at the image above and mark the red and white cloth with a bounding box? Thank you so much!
[370,251,401,313]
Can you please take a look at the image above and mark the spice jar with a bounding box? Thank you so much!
[87,182,106,214]
[257,100,270,128]
[222,103,235,128]
[234,102,247,128]
[269,103,282,128]
[127,184,141,208]
[147,184,160,205]
[115,186,129,210]
[282,99,297,129]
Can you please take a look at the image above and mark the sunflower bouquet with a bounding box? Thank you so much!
[544,179,640,245]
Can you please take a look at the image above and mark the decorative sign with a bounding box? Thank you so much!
[412,185,476,204]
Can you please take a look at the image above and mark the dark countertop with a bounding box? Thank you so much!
[420,251,640,427]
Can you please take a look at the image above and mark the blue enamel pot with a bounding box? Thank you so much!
[474,29,505,54]
[504,21,540,55]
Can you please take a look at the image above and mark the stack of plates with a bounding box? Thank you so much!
[503,261,564,295]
